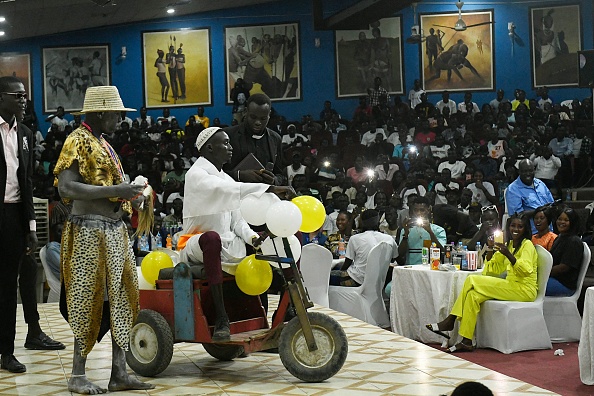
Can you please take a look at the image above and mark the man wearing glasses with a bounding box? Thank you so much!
[505,159,554,234]
[0,77,63,374]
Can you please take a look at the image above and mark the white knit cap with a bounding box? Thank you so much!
[195,127,223,151]
[74,86,135,114]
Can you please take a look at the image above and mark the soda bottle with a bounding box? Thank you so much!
[166,234,172,249]
[155,233,162,249]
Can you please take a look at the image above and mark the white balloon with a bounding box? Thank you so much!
[261,235,302,268]
[240,193,281,226]
[154,247,180,265]
[136,266,155,290]
[266,201,302,237]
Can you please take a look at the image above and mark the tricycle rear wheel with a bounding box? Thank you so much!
[126,309,174,377]
[278,312,348,382]
[202,343,245,361]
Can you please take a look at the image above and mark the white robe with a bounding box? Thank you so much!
[181,157,269,274]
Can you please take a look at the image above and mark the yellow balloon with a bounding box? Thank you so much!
[235,255,273,296]
[292,196,326,233]
[141,251,174,285]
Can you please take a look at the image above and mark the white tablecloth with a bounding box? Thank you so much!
[579,286,594,385]
[390,265,482,346]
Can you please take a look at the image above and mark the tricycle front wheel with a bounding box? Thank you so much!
[278,312,348,382]
[126,309,174,377]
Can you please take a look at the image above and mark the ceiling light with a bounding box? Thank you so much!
[0,31,5,36]
[167,8,175,14]
[0,17,5,22]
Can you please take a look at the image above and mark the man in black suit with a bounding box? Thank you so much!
[0,76,63,374]
[223,93,282,185]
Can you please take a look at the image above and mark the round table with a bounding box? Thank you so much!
[390,265,482,346]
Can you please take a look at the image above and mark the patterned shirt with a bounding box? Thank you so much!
[368,87,390,107]
[54,126,132,214]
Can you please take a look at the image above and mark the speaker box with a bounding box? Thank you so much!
[578,50,594,88]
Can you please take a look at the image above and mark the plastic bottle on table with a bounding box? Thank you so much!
[453,242,462,269]
[166,233,172,249]
[461,245,468,270]
[139,235,149,251]
[155,233,162,249]
[421,247,429,265]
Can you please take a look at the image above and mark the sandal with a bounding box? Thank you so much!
[425,323,451,340]
[447,342,474,353]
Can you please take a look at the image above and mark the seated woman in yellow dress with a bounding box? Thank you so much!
[425,213,539,352]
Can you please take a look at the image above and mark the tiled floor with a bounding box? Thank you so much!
[1,299,558,396]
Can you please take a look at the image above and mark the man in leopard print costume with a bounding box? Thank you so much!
[54,86,154,394]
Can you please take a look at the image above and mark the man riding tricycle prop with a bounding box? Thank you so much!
[127,127,347,382]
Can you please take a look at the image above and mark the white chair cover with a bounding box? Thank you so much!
[328,241,392,327]
[579,286,594,385]
[543,242,591,342]
[39,245,60,303]
[300,244,334,307]
[475,245,553,354]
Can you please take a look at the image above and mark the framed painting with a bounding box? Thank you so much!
[142,28,212,108]
[224,22,300,103]
[335,16,404,97]
[42,45,110,113]
[0,53,32,97]
[419,10,494,92]
[530,4,581,88]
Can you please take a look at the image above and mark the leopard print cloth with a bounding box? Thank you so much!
[61,214,139,357]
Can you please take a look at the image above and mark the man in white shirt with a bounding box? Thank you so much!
[175,127,294,341]
[438,148,466,179]
[0,76,64,375]
[361,120,387,147]
[136,106,153,126]
[118,111,133,130]
[533,147,561,185]
[434,168,461,205]
[156,108,175,126]
[45,106,69,131]
[281,124,308,148]
[489,89,509,113]
[408,79,425,109]
[458,92,479,114]
[436,90,457,115]
[329,209,397,286]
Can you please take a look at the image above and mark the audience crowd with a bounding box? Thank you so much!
[36,84,594,296]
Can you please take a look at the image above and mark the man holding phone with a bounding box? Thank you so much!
[223,93,282,185]
[397,196,446,265]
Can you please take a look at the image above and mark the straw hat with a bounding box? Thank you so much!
[74,86,135,114]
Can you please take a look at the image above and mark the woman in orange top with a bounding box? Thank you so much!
[531,205,557,251]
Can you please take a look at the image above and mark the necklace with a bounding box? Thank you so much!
[81,122,126,182]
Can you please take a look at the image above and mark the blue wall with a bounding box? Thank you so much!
[0,0,591,134]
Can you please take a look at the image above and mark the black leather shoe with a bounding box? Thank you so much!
[1,354,26,373]
[24,332,66,350]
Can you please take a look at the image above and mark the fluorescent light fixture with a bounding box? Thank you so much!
[167,8,175,14]
[0,17,5,22]
[0,31,5,36]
